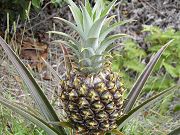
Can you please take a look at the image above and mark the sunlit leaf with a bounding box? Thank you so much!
[53,17,84,39]
[88,16,107,39]
[98,34,128,54]
[67,0,83,30]
[101,0,117,17]
[81,4,93,36]
[100,19,135,42]
[47,31,79,45]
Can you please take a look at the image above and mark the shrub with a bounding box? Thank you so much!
[113,26,180,92]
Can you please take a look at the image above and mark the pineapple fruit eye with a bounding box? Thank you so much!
[101,91,113,104]
[85,119,99,129]
[92,101,105,112]
[99,121,110,130]
[96,111,108,121]
[106,102,115,113]
[69,90,78,101]
[113,90,122,100]
[78,97,90,109]
[87,90,100,102]
[78,84,88,96]
[80,109,94,119]
[110,110,119,120]
[71,113,82,123]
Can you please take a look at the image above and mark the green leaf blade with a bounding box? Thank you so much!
[53,17,85,39]
[88,15,107,39]
[101,0,117,17]
[123,39,174,113]
[67,0,83,30]
[97,33,128,54]
[168,126,180,135]
[0,96,59,135]
[117,86,178,128]
[0,36,66,134]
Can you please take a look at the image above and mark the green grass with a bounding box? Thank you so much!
[0,105,47,135]
[122,94,180,135]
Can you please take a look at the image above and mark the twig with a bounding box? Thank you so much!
[139,0,166,18]
[30,1,52,21]
[25,12,58,32]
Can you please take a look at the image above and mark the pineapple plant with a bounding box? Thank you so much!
[0,0,176,135]
[49,0,127,134]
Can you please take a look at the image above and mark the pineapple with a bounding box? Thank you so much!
[51,0,127,134]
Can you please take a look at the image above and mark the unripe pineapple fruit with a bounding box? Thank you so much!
[60,67,124,134]
[50,0,127,134]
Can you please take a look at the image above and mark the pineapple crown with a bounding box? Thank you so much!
[49,0,128,74]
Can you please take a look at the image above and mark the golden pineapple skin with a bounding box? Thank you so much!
[60,68,124,134]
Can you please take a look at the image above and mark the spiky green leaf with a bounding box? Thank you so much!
[0,36,66,134]
[47,31,79,45]
[53,17,84,39]
[117,86,178,128]
[52,40,80,58]
[168,126,180,135]
[123,40,174,113]
[85,0,92,17]
[67,0,83,30]
[97,34,128,54]
[86,37,99,50]
[101,0,117,17]
[88,16,107,39]
[81,47,95,56]
[0,96,59,135]
[80,6,93,39]
[100,19,135,42]
[92,0,104,20]
[48,121,73,128]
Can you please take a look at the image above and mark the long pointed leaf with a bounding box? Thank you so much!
[123,40,174,113]
[81,4,93,36]
[88,15,107,39]
[85,0,92,17]
[0,96,59,135]
[47,31,79,45]
[117,86,178,128]
[86,37,99,50]
[101,0,117,17]
[52,40,80,58]
[92,0,103,20]
[67,0,83,30]
[168,126,180,135]
[100,19,135,42]
[53,17,84,39]
[42,58,62,82]
[97,34,128,54]
[48,121,73,128]
[0,36,66,134]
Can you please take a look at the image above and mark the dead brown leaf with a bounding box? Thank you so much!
[19,36,48,72]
